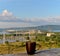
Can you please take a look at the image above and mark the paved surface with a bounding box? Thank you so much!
[0,48,60,56]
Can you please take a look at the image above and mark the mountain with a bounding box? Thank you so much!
[5,25,60,31]
[0,25,60,32]
[37,25,60,31]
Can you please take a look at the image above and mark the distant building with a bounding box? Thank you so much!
[28,29,36,34]
[37,30,42,34]
[46,32,55,37]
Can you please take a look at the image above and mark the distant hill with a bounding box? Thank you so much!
[37,25,60,31]
[0,25,60,32]
[6,25,60,31]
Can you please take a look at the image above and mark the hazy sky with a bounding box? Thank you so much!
[0,0,60,28]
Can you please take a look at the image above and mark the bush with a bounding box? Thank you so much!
[16,40,19,42]
[5,41,9,45]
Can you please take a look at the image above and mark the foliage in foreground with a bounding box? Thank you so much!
[0,32,60,54]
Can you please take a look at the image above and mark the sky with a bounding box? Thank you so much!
[0,0,60,28]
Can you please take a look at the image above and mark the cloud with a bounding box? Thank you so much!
[0,9,60,28]
[1,10,13,16]
[28,17,60,23]
[0,10,24,22]
[0,22,34,28]
[1,9,60,23]
[23,16,60,26]
[0,10,36,28]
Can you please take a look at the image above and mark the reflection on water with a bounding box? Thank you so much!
[0,37,26,44]
[52,30,60,32]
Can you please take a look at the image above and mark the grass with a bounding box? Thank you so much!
[0,42,26,54]
[0,32,60,54]
[0,41,60,54]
